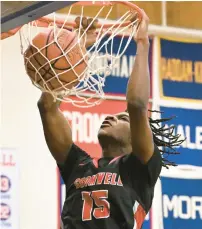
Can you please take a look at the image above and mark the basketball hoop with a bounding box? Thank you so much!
[1,1,143,107]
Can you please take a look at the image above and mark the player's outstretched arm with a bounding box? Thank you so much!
[37,18,97,164]
[38,92,72,163]
[126,11,154,164]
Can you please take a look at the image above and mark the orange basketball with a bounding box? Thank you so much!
[24,28,87,92]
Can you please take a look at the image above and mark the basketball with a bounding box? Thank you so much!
[24,28,88,92]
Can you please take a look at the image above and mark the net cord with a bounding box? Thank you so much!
[20,4,140,107]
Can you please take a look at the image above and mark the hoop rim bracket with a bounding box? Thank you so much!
[1,1,77,33]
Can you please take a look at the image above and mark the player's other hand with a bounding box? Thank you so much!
[132,10,149,45]
[75,17,99,48]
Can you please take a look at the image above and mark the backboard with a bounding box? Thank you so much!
[1,1,76,33]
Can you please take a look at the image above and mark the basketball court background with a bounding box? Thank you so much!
[1,2,202,229]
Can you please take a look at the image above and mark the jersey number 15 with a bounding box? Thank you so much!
[82,190,110,221]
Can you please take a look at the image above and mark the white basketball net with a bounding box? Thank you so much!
[20,2,140,107]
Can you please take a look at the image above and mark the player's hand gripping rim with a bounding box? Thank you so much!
[75,16,103,48]
[131,9,150,46]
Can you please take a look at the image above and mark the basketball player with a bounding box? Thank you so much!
[37,11,182,229]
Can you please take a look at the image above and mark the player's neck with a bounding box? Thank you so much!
[101,144,131,158]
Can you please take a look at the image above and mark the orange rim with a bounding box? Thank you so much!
[39,1,143,29]
[1,1,143,40]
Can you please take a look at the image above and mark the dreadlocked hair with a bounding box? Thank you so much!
[148,110,185,169]
[125,109,185,169]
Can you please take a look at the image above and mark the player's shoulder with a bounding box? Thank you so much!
[69,143,91,160]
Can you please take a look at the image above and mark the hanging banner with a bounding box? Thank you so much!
[93,36,153,95]
[153,166,202,229]
[57,97,153,229]
[159,37,202,102]
[141,213,150,229]
[160,106,202,166]
[0,148,19,229]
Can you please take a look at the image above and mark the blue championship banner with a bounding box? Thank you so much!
[159,37,202,102]
[160,106,202,166]
[92,36,153,95]
[141,213,150,229]
[153,166,202,229]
